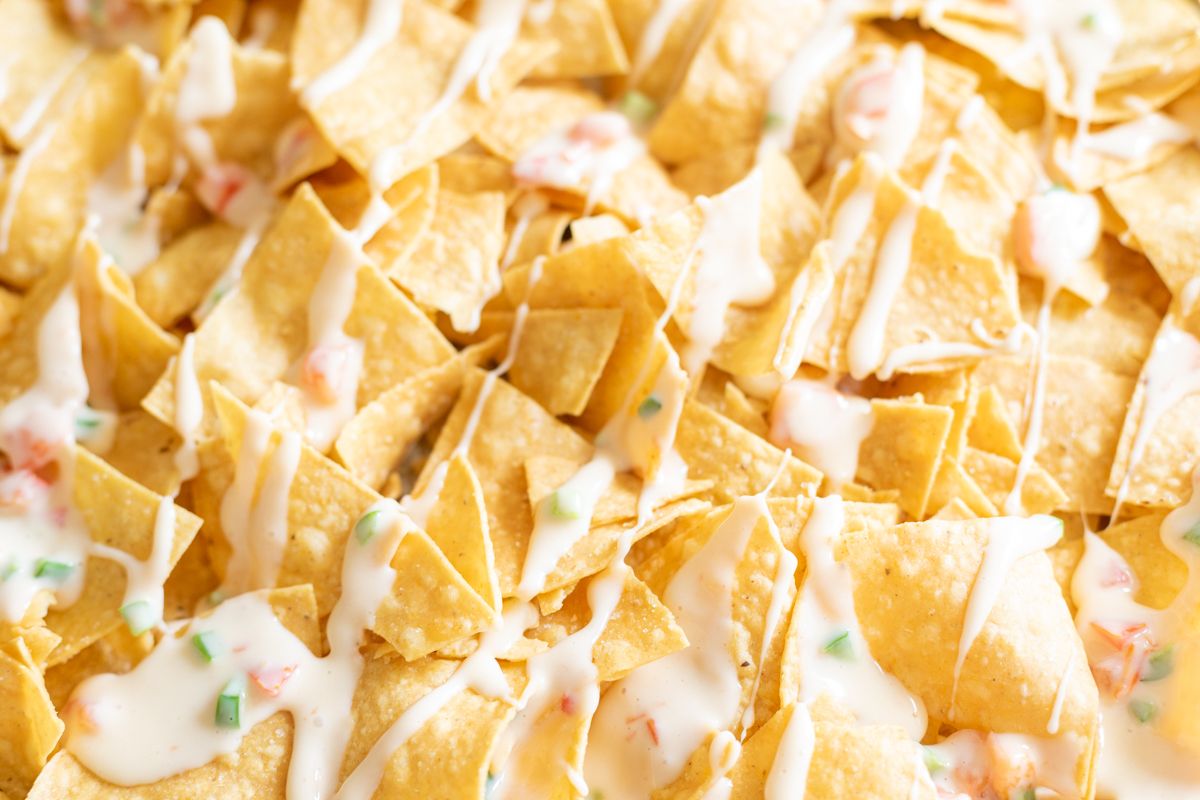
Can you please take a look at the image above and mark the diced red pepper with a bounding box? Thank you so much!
[300,343,353,405]
[0,469,49,511]
[196,163,255,219]
[249,663,297,697]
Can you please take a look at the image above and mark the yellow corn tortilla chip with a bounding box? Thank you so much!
[0,0,92,149]
[927,456,1000,520]
[967,385,1023,462]
[1017,272,1157,378]
[76,238,180,411]
[1105,327,1200,510]
[424,452,501,613]
[961,446,1070,516]
[436,151,514,195]
[840,518,1098,795]
[1105,146,1200,297]
[728,701,931,800]
[625,501,799,794]
[334,343,496,491]
[44,447,202,666]
[0,636,62,798]
[525,0,629,79]
[142,183,455,443]
[415,368,592,595]
[134,24,318,188]
[210,383,492,647]
[972,354,1134,514]
[506,307,623,416]
[500,236,661,430]
[525,571,688,681]
[28,586,321,800]
[645,0,823,166]
[477,85,688,223]
[131,220,246,329]
[292,0,552,185]
[102,410,184,497]
[369,511,497,659]
[339,654,522,800]
[675,400,822,504]
[857,397,953,519]
[389,188,506,332]
[931,496,978,521]
[0,49,139,289]
[812,156,1021,378]
[524,455,708,530]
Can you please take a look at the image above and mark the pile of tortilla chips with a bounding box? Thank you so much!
[3,0,1200,797]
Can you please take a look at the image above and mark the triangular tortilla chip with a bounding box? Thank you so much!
[424,452,501,613]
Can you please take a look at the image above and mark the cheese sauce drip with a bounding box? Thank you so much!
[1071,469,1200,797]
[402,257,544,527]
[758,1,856,161]
[300,0,403,108]
[512,111,644,215]
[948,515,1064,717]
[1109,321,1200,520]
[0,286,92,622]
[768,377,873,489]
[1006,0,1122,168]
[293,228,366,452]
[371,0,531,190]
[178,18,277,321]
[69,501,407,798]
[791,495,926,738]
[1004,187,1101,515]
[584,492,778,797]
[217,409,302,595]
[680,168,776,376]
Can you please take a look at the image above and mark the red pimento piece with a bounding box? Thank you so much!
[196,163,254,219]
[300,343,353,405]
[1099,559,1134,589]
[1089,621,1155,699]
[567,112,629,147]
[645,718,659,746]
[249,663,297,697]
[0,469,49,511]
[559,692,576,715]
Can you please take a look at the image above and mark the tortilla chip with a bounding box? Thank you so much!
[335,346,492,491]
[142,183,455,444]
[972,355,1135,514]
[728,701,931,800]
[210,383,492,646]
[477,85,687,223]
[1105,323,1200,509]
[45,448,202,666]
[841,518,1097,794]
[967,385,1023,462]
[340,654,521,800]
[102,410,184,496]
[812,156,1021,378]
[424,452,501,613]
[415,368,592,595]
[389,189,505,332]
[292,0,552,185]
[0,637,62,798]
[857,397,953,519]
[76,238,180,411]
[0,49,140,289]
[132,221,247,329]
[961,446,1070,516]
[675,400,822,504]
[370,511,497,659]
[506,307,622,416]
[525,0,629,79]
[1106,146,1200,297]
[29,587,320,799]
